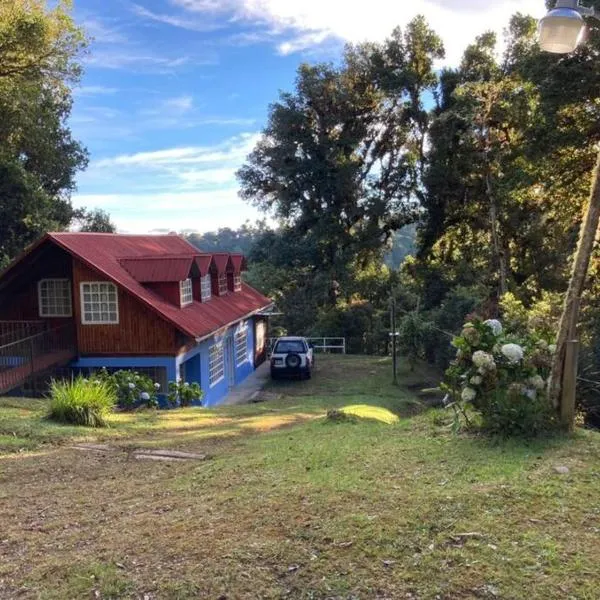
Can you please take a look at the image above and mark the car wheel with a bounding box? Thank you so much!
[305,369,312,380]
[285,353,301,369]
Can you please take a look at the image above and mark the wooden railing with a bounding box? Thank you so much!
[0,323,76,394]
[0,321,47,346]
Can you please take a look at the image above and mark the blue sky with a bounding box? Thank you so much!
[70,0,544,233]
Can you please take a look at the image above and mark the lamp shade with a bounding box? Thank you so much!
[538,8,585,53]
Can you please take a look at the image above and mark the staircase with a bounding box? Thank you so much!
[0,323,77,395]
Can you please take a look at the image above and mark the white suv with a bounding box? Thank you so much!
[270,336,314,380]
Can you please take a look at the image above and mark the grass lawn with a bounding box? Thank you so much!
[1,355,599,599]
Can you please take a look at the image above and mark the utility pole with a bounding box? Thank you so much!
[391,296,398,385]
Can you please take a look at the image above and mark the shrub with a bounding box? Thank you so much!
[397,312,434,371]
[443,318,559,437]
[167,381,203,407]
[95,369,160,409]
[48,377,116,427]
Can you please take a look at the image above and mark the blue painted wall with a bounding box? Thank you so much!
[177,317,257,407]
[69,317,258,408]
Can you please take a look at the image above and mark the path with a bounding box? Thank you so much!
[221,361,271,405]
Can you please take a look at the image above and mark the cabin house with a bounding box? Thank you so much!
[0,233,272,406]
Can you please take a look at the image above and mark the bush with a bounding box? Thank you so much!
[95,369,160,409]
[397,312,434,370]
[443,318,559,437]
[48,377,116,427]
[167,381,203,407]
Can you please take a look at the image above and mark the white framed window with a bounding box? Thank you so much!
[201,274,212,302]
[80,282,119,324]
[38,279,72,317]
[218,273,228,296]
[233,274,242,292]
[209,343,224,387]
[180,278,193,306]
[235,327,248,366]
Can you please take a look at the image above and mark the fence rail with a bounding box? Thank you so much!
[0,320,47,347]
[0,323,76,394]
[268,337,346,355]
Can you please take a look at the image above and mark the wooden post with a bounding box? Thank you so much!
[550,151,600,420]
[561,340,579,432]
[391,297,398,385]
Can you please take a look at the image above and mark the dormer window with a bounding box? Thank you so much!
[218,273,228,296]
[234,274,242,292]
[200,274,211,302]
[180,278,193,306]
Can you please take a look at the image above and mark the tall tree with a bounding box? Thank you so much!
[0,0,88,266]
[238,17,444,305]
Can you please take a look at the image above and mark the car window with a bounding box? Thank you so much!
[274,340,306,353]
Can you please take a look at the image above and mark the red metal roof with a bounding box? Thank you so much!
[230,254,248,272]
[193,254,213,276]
[119,256,194,282]
[40,233,272,339]
[211,253,231,274]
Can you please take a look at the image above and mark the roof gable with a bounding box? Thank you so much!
[211,253,232,274]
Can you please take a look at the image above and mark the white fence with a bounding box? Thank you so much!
[268,337,346,355]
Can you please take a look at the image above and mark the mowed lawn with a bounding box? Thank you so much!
[0,356,599,599]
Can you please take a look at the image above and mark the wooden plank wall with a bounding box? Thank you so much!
[0,244,73,325]
[72,260,179,355]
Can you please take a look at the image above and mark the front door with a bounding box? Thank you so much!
[225,336,235,389]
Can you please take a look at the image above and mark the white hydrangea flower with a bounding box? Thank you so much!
[472,351,496,372]
[528,375,545,390]
[537,339,549,350]
[140,392,150,401]
[524,388,537,400]
[484,319,503,336]
[461,387,477,402]
[154,382,161,390]
[470,375,483,386]
[548,344,557,354]
[184,382,190,387]
[501,343,524,364]
[128,382,136,390]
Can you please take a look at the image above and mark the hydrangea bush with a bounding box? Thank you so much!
[167,381,203,408]
[443,318,558,436]
[95,369,160,409]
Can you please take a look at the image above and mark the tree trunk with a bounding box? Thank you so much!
[549,151,600,413]
[486,172,508,298]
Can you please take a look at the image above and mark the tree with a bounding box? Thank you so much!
[238,18,444,305]
[0,0,88,266]
[72,208,116,233]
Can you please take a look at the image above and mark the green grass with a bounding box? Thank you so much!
[1,355,599,599]
[47,376,116,427]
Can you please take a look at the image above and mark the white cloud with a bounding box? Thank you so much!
[131,3,222,32]
[164,95,194,113]
[170,0,545,64]
[94,133,260,168]
[83,51,193,71]
[83,18,128,44]
[72,189,262,233]
[74,86,119,97]
[76,133,263,231]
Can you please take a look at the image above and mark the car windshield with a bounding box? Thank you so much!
[274,340,306,353]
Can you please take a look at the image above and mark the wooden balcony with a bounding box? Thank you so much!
[0,323,77,395]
